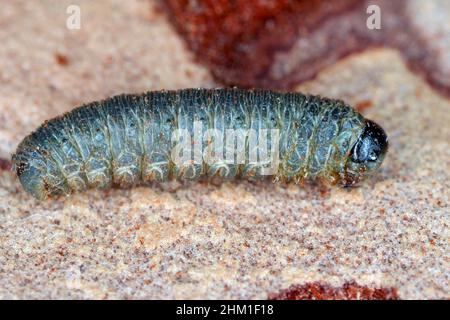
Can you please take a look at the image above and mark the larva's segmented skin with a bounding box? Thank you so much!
[13,88,388,200]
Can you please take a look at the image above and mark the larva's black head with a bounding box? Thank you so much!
[342,119,388,186]
[350,120,388,167]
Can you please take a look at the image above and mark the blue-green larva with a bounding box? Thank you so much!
[12,88,388,200]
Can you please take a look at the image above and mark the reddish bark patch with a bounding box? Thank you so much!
[55,53,69,66]
[268,281,399,300]
[355,100,373,112]
[164,0,449,97]
[0,158,12,171]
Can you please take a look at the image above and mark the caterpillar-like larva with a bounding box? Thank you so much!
[13,88,388,200]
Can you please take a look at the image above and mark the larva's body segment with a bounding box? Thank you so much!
[13,88,388,200]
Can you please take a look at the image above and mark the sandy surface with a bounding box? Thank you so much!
[0,1,448,299]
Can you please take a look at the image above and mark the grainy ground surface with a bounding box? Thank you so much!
[0,0,448,299]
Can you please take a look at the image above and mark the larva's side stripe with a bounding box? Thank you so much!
[12,88,388,200]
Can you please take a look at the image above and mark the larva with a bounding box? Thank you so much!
[12,88,388,200]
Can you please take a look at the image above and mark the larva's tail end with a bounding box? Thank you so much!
[12,151,49,201]
[16,163,49,200]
